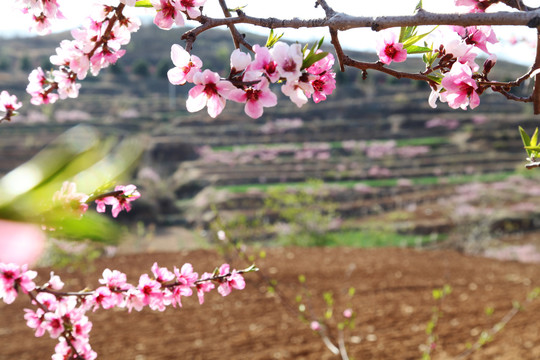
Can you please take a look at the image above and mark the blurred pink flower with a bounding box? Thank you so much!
[0,220,46,266]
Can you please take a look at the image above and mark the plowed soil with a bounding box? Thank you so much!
[1,247,539,360]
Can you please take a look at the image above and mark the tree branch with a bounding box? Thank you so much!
[533,27,540,114]
[217,0,253,52]
[182,9,540,41]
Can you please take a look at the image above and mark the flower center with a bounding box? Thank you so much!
[282,59,297,73]
[384,44,398,59]
[312,79,324,92]
[246,88,260,101]
[265,61,277,74]
[203,83,218,96]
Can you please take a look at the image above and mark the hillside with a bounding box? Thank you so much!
[1,25,539,256]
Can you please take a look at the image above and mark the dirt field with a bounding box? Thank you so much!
[1,247,539,360]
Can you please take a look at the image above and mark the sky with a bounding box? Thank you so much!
[0,0,538,66]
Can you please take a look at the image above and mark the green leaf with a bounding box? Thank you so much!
[302,51,328,70]
[265,29,284,48]
[399,26,417,44]
[524,145,540,152]
[402,26,438,48]
[405,45,432,54]
[531,127,539,148]
[426,75,441,84]
[135,0,153,7]
[519,126,532,157]
[415,0,423,12]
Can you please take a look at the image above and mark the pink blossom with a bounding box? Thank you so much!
[168,44,203,85]
[171,263,198,307]
[92,286,121,310]
[151,0,184,30]
[228,77,277,119]
[24,308,47,337]
[50,40,89,80]
[96,184,140,218]
[177,0,207,19]
[307,51,335,76]
[53,181,89,215]
[137,273,165,310]
[310,72,336,103]
[151,262,175,283]
[271,42,303,82]
[196,272,215,304]
[281,78,314,108]
[443,39,479,72]
[99,269,128,290]
[376,31,407,65]
[27,67,59,105]
[247,44,280,83]
[454,25,498,54]
[454,0,489,12]
[440,62,480,110]
[0,91,22,114]
[47,272,65,291]
[310,321,321,331]
[343,308,353,318]
[36,292,59,311]
[0,263,37,304]
[120,0,138,6]
[217,264,245,297]
[0,220,46,266]
[186,69,236,118]
[230,48,252,72]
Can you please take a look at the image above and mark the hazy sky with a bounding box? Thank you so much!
[0,0,537,65]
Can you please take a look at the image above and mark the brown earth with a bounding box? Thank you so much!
[1,247,539,360]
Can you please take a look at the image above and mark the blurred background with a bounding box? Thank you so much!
[1,24,540,264]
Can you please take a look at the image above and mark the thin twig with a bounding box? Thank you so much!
[533,27,540,114]
[329,28,346,72]
[181,10,540,41]
[217,0,253,52]
[315,0,336,18]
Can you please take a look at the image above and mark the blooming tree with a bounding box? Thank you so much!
[2,0,540,358]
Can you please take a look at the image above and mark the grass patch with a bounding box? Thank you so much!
[210,138,447,152]
[396,136,448,147]
[318,229,444,247]
[216,170,539,193]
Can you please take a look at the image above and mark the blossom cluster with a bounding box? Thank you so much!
[53,181,141,218]
[149,0,207,29]
[15,0,64,35]
[373,0,499,111]
[25,2,141,105]
[168,42,337,119]
[1,261,247,359]
[0,91,23,122]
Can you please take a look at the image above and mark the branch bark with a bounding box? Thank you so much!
[183,9,540,41]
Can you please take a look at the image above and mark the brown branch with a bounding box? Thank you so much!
[182,10,540,41]
[217,0,253,52]
[491,87,533,102]
[329,28,345,72]
[533,28,540,114]
[342,56,431,82]
[315,0,336,18]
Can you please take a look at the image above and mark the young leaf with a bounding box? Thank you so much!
[302,51,328,69]
[405,45,432,54]
[135,0,153,7]
[530,127,538,148]
[265,29,284,48]
[399,25,417,44]
[520,126,533,157]
[415,0,423,12]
